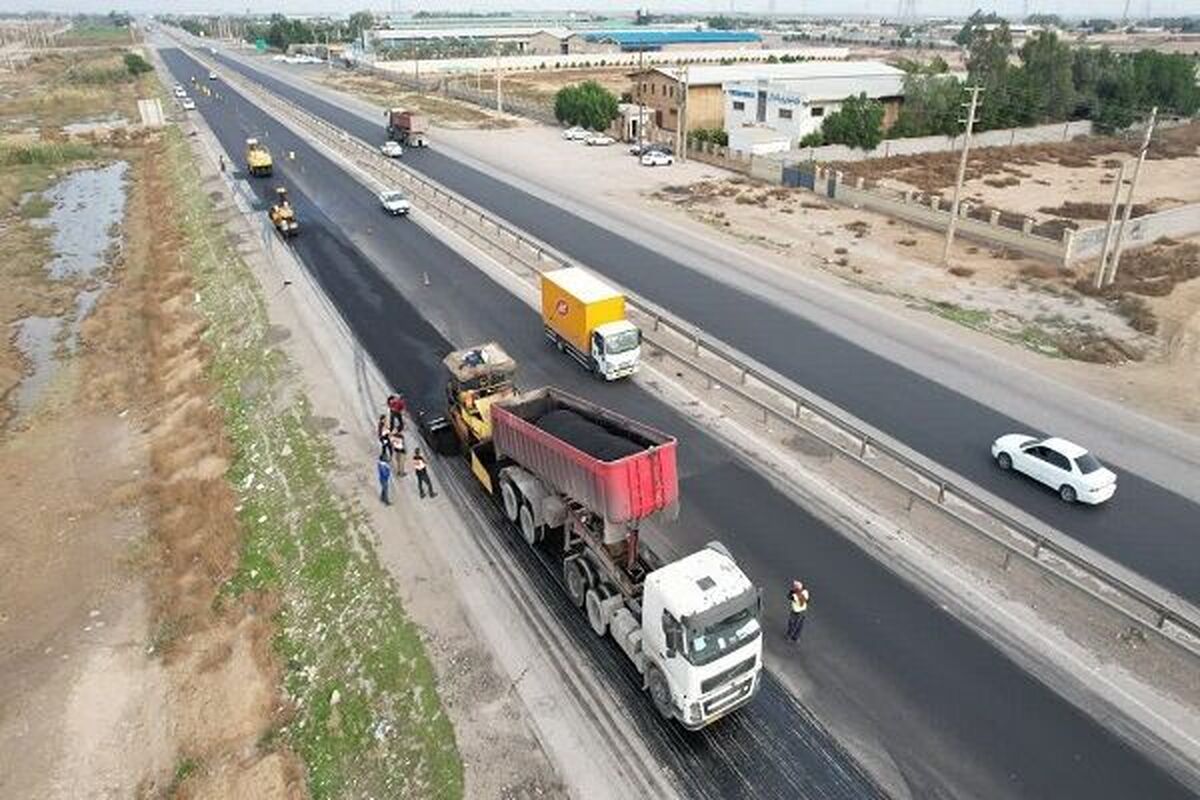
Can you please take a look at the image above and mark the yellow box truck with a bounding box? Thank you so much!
[541,267,640,380]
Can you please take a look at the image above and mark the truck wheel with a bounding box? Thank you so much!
[519,502,541,545]
[564,559,588,608]
[500,478,520,523]
[647,667,674,721]
[585,588,607,636]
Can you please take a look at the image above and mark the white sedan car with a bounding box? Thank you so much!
[378,190,412,216]
[991,435,1117,504]
[380,140,404,158]
[562,126,589,141]
[181,98,196,111]
[584,133,615,146]
[641,151,674,167]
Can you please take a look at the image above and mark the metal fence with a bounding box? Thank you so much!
[197,45,1200,657]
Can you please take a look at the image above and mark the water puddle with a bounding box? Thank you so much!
[10,316,64,416]
[33,161,128,280]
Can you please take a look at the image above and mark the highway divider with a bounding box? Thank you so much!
[187,43,1200,661]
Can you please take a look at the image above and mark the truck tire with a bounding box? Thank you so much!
[647,667,674,721]
[519,502,542,545]
[500,478,520,523]
[564,558,588,608]
[584,588,607,636]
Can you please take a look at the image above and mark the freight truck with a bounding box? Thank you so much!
[430,343,763,729]
[541,267,640,380]
[385,108,429,148]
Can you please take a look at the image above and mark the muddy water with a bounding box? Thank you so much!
[33,161,128,280]
[10,316,64,415]
[9,162,129,420]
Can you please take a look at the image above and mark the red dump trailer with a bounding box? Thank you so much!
[386,108,429,147]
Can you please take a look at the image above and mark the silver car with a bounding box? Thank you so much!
[378,190,412,216]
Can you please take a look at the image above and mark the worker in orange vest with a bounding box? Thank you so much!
[787,580,810,643]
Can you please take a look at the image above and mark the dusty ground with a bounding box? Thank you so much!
[314,70,524,130]
[1,45,299,799]
[428,121,1200,428]
[489,66,634,107]
[835,122,1200,231]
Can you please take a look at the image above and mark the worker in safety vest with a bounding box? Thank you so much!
[787,580,810,643]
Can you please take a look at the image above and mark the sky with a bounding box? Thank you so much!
[6,0,1200,18]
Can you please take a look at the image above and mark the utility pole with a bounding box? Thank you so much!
[942,86,982,266]
[1095,160,1127,289]
[1106,106,1157,286]
[680,64,689,162]
[637,47,644,152]
[495,51,503,114]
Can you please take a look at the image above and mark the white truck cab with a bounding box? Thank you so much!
[636,543,763,729]
[591,319,641,381]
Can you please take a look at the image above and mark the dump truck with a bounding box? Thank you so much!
[385,108,429,148]
[541,267,640,380]
[269,187,298,237]
[245,138,273,177]
[429,344,763,729]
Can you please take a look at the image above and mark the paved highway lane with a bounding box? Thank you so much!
[202,48,1200,605]
[163,47,1196,800]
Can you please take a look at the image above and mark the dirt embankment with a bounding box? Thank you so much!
[1,47,301,796]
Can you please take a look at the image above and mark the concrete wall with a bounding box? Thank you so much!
[370,46,850,75]
[1070,203,1200,261]
[786,120,1093,163]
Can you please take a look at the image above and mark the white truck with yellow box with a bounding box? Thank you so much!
[541,267,641,380]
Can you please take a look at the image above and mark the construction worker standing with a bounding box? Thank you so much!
[787,580,810,643]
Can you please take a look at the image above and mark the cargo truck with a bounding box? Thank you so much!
[541,268,640,380]
[429,344,763,729]
[385,108,429,148]
[244,138,273,177]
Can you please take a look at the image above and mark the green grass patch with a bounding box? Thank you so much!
[18,193,52,219]
[163,126,462,799]
[927,300,991,329]
[0,141,98,168]
[167,756,201,796]
[56,24,139,47]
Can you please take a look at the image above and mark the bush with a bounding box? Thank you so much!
[123,52,153,75]
[818,93,885,150]
[554,80,620,131]
[799,130,825,147]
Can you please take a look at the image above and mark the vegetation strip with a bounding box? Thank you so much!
[164,126,463,799]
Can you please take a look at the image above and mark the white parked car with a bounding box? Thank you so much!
[378,190,412,216]
[208,71,218,81]
[584,133,616,146]
[181,98,196,111]
[173,86,187,98]
[641,151,674,167]
[562,126,589,141]
[380,140,404,158]
[991,435,1117,504]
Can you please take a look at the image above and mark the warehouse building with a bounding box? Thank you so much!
[572,29,763,54]
[627,57,868,134]
[365,26,573,55]
[723,61,906,147]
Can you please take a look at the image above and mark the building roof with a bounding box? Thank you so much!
[370,26,572,41]
[643,59,899,89]
[585,29,762,46]
[727,73,905,102]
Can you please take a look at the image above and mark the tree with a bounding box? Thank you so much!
[966,22,1017,129]
[347,11,374,41]
[554,81,620,131]
[123,52,152,75]
[819,93,886,150]
[955,9,1003,46]
[888,73,963,138]
[1018,31,1075,122]
[1025,13,1063,27]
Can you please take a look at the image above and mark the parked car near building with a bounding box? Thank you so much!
[585,133,616,146]
[641,151,674,167]
[562,126,589,141]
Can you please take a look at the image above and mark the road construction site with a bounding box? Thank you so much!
[159,35,1200,800]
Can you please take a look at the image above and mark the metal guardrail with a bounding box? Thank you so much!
[194,43,1200,654]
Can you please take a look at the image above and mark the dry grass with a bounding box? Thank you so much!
[1038,200,1152,220]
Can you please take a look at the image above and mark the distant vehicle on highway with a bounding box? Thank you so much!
[208,71,218,80]
[640,150,674,167]
[561,126,589,141]
[991,435,1116,504]
[173,86,187,98]
[181,97,196,111]
[378,190,412,216]
[584,133,616,146]
[380,140,404,158]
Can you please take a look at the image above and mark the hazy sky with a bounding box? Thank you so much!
[7,0,1200,18]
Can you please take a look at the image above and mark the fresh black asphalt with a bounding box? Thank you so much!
[163,47,1195,800]
[204,49,1200,605]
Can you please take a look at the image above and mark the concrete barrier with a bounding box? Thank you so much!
[1071,203,1200,261]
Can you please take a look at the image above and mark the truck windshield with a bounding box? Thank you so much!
[685,606,760,667]
[605,329,640,355]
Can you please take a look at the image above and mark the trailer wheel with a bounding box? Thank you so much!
[519,502,541,545]
[500,478,520,523]
[647,667,674,721]
[584,588,607,637]
[564,559,588,608]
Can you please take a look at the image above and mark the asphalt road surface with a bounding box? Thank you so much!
[162,46,1195,800]
[201,48,1200,606]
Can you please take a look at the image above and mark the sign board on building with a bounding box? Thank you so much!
[255,38,267,53]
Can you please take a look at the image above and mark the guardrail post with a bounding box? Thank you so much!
[653,315,661,332]
[859,435,869,458]
[793,399,802,418]
[937,483,946,503]
[693,334,701,355]
[740,367,748,386]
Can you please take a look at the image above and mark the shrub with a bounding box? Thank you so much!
[554,80,620,130]
[123,52,153,75]
[799,131,824,147]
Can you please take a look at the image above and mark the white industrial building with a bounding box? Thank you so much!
[722,61,906,149]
